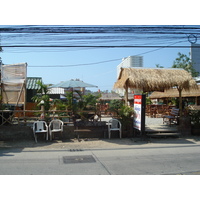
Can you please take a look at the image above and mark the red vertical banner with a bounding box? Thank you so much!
[133,94,146,135]
[133,95,142,131]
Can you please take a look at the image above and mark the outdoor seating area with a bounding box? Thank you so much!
[1,62,200,142]
[163,107,179,125]
[49,119,64,140]
[74,120,108,140]
[30,114,127,142]
[33,121,48,143]
[145,105,176,118]
[108,118,122,139]
[33,119,64,143]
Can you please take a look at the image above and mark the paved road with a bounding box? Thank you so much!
[1,141,200,175]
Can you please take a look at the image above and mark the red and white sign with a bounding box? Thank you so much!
[133,95,142,131]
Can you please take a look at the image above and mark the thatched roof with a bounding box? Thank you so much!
[114,68,197,92]
[149,85,200,99]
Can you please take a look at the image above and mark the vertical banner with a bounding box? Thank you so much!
[133,95,142,130]
[133,94,146,135]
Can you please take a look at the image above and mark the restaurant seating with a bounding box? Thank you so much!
[108,119,122,139]
[33,121,48,143]
[49,119,64,140]
[163,108,179,125]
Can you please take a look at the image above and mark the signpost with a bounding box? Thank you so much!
[133,94,146,135]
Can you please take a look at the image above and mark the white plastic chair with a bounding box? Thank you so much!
[49,119,64,140]
[33,121,48,143]
[108,119,122,139]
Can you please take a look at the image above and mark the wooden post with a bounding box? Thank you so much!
[23,80,26,123]
[178,87,182,117]
[195,96,198,105]
[124,83,128,105]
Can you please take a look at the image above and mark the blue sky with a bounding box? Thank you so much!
[1,25,197,92]
[0,41,191,92]
[0,1,199,94]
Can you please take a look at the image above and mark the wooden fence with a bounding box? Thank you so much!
[0,109,102,126]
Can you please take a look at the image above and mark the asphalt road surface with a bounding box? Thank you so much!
[1,141,200,175]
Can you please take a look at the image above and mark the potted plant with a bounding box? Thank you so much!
[118,105,134,137]
[189,110,200,135]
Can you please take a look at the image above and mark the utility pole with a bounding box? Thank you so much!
[0,33,2,109]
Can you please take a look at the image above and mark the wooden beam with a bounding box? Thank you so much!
[178,87,183,116]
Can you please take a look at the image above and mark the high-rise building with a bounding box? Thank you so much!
[117,56,143,78]
[190,44,200,74]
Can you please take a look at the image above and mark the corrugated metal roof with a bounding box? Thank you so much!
[48,87,65,94]
[26,77,42,90]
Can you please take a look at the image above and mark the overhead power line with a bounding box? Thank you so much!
[29,58,122,68]
[1,25,199,49]
[1,45,196,48]
[28,40,189,68]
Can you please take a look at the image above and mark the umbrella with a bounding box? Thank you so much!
[49,79,98,89]
[49,79,98,112]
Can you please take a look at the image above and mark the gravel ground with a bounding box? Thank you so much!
[102,116,163,126]
[145,117,163,126]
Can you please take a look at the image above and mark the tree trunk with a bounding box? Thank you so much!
[124,86,128,105]
[178,87,182,117]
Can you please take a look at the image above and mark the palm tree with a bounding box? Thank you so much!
[32,81,51,111]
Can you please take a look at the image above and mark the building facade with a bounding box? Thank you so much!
[117,56,143,78]
[190,43,200,74]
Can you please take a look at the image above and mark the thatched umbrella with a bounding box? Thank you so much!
[114,68,198,116]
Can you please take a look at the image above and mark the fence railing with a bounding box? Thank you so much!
[0,109,102,126]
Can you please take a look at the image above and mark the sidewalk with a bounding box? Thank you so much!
[0,117,199,150]
[1,136,200,151]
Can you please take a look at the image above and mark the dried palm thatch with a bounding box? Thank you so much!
[149,85,200,99]
[114,68,198,116]
[114,68,197,92]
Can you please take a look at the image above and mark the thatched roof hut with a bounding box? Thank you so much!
[114,68,198,115]
[114,68,197,92]
[149,85,200,99]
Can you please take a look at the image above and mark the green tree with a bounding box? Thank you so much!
[156,64,164,68]
[64,90,83,112]
[81,93,100,110]
[109,99,123,116]
[172,52,199,77]
[32,81,51,110]
[64,90,100,112]
[52,99,66,110]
